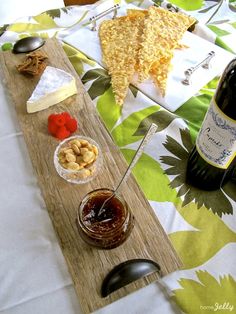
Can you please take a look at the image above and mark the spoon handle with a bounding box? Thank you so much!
[114,123,158,193]
[97,123,157,217]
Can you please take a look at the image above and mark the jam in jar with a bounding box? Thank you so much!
[76,188,134,249]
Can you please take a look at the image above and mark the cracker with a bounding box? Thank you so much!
[99,6,195,103]
[16,50,48,76]
[99,15,143,106]
[150,55,172,96]
[127,8,148,17]
[138,6,195,92]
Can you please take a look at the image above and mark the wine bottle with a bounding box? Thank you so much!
[186,58,236,191]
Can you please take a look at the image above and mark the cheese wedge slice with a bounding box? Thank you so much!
[27,66,77,113]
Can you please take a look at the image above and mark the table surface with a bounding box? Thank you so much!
[0,0,236,313]
[0,0,64,25]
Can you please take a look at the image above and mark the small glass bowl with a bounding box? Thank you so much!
[54,135,103,184]
[76,188,134,249]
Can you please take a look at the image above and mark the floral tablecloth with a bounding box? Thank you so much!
[1,1,236,313]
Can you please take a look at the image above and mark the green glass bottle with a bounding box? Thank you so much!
[186,58,236,190]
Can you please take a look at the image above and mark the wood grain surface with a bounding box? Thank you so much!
[0,38,182,314]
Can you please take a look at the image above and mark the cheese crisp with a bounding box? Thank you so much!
[149,56,172,97]
[138,6,195,95]
[99,6,195,104]
[127,8,148,17]
[99,15,144,106]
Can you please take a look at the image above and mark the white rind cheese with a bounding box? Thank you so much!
[27,66,77,113]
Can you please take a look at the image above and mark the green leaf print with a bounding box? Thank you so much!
[82,68,139,101]
[215,37,235,54]
[198,3,218,13]
[168,0,203,11]
[8,13,57,33]
[82,68,109,83]
[81,68,111,100]
[68,55,83,76]
[129,85,138,98]
[1,43,13,51]
[63,43,95,76]
[47,7,72,19]
[179,76,219,142]
[97,86,121,132]
[133,110,178,136]
[208,25,230,37]
[8,23,46,33]
[222,181,236,202]
[175,94,211,142]
[125,0,144,6]
[199,76,219,97]
[0,24,9,37]
[160,128,236,216]
[169,202,236,268]
[121,149,177,202]
[153,0,164,6]
[19,32,49,40]
[87,77,111,100]
[229,3,236,13]
[173,271,236,314]
[112,105,160,147]
[46,9,62,19]
[33,13,58,28]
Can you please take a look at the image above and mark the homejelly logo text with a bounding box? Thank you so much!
[200,302,234,312]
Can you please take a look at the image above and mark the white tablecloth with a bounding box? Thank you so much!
[2,1,236,313]
[0,0,65,25]
[0,1,180,311]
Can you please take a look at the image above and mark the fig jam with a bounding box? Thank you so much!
[77,189,134,249]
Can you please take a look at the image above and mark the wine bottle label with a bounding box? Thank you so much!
[196,98,236,169]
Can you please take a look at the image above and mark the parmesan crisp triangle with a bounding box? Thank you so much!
[138,6,196,95]
[99,6,195,104]
[99,15,144,106]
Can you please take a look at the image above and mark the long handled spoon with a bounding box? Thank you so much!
[97,123,158,217]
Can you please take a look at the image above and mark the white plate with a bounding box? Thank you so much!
[63,6,234,111]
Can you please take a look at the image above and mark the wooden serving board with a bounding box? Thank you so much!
[0,39,182,314]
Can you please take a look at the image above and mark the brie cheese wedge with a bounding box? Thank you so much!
[27,66,77,113]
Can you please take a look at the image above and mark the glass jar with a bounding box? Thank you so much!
[76,188,134,249]
[54,135,103,184]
